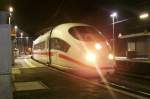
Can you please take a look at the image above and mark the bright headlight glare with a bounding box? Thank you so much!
[95,43,102,50]
[108,53,114,60]
[86,52,96,62]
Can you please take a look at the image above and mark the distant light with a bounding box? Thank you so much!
[118,33,122,38]
[20,32,23,38]
[110,12,117,18]
[14,25,18,30]
[139,13,149,19]
[9,6,13,13]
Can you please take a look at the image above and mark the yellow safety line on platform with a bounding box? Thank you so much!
[12,68,21,74]
[24,59,36,68]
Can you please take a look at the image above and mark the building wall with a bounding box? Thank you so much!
[148,38,150,58]
[119,33,150,59]
[0,11,9,24]
[117,39,127,56]
[126,37,149,58]
[135,38,148,57]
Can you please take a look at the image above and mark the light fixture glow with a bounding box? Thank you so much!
[86,52,96,62]
[95,43,102,50]
[20,32,23,38]
[110,12,117,18]
[118,33,122,38]
[139,13,149,19]
[108,53,114,60]
[9,6,13,12]
[14,25,18,29]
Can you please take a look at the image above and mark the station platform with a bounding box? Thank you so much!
[116,57,150,63]
[115,56,150,76]
[12,56,141,99]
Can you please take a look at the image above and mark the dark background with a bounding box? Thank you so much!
[1,0,150,38]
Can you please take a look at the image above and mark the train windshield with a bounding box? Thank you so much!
[69,26,106,42]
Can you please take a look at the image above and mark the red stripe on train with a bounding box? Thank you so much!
[33,51,54,56]
[59,54,113,69]
[33,51,113,69]
[59,54,91,67]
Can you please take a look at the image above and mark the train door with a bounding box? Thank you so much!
[51,51,58,65]
[54,38,71,67]
[50,38,59,65]
[50,37,71,67]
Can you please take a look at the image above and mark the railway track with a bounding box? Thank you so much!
[48,65,150,98]
[101,81,150,98]
[115,70,150,81]
[106,71,150,97]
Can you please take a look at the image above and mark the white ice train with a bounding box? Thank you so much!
[32,23,115,76]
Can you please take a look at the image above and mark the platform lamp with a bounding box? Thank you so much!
[139,13,149,19]
[110,12,118,57]
[8,6,13,25]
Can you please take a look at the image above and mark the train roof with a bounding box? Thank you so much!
[33,23,94,44]
[55,23,90,27]
[33,31,50,44]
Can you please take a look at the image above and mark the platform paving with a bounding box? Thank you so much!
[12,57,145,99]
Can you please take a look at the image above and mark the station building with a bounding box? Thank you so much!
[118,31,150,59]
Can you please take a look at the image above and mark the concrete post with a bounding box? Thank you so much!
[0,11,9,24]
[148,38,150,59]
[0,24,13,99]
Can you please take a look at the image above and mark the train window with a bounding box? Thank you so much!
[34,41,45,50]
[51,38,70,52]
[40,41,45,49]
[69,26,106,42]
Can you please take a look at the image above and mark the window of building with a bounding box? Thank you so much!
[128,42,135,51]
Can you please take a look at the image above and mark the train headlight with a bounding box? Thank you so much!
[108,53,114,60]
[86,52,96,62]
[95,43,102,50]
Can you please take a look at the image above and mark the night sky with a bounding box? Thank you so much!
[1,0,150,37]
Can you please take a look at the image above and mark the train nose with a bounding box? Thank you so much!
[85,52,96,63]
[83,42,113,64]
[85,52,114,64]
